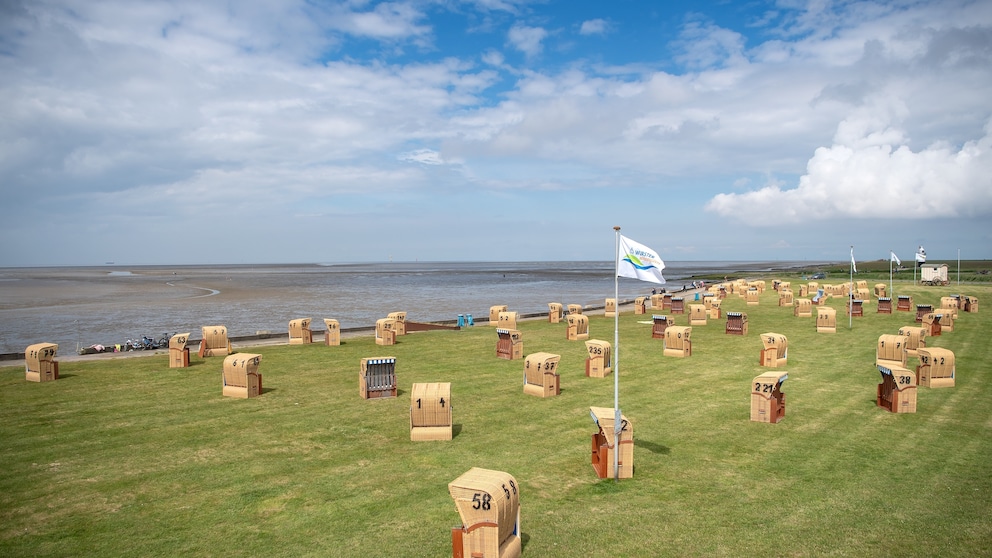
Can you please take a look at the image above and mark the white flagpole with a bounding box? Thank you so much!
[612,226,621,482]
[849,246,854,329]
[889,250,893,299]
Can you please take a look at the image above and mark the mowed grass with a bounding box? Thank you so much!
[1,282,990,557]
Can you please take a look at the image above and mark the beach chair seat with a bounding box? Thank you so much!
[566,314,589,341]
[915,304,933,323]
[323,319,340,346]
[449,468,521,557]
[590,406,633,479]
[375,318,397,345]
[877,297,892,314]
[222,354,262,398]
[523,352,560,397]
[410,382,452,441]
[751,371,787,423]
[759,333,788,368]
[25,343,59,382]
[898,326,927,358]
[651,315,673,339]
[360,356,397,399]
[633,297,647,315]
[876,334,907,369]
[288,318,313,345]
[896,295,913,311]
[816,307,836,333]
[567,304,583,315]
[199,325,231,357]
[584,339,612,378]
[847,299,864,317]
[670,297,685,314]
[917,347,955,388]
[548,303,563,323]
[876,364,916,413]
[489,305,508,325]
[604,298,616,317]
[495,328,523,360]
[663,326,692,358]
[169,332,191,368]
[497,311,518,330]
[725,312,748,335]
[689,304,707,326]
[387,312,407,335]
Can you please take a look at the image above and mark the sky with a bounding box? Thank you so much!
[1,0,990,267]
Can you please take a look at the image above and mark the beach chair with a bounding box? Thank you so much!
[876,334,908,369]
[584,340,612,378]
[847,299,864,317]
[651,315,673,339]
[921,313,941,337]
[198,325,231,357]
[323,319,340,346]
[387,312,407,335]
[650,293,664,310]
[670,296,685,314]
[964,296,979,313]
[898,326,927,358]
[896,295,913,312]
[497,311,518,330]
[548,303,563,323]
[689,303,707,326]
[495,328,523,360]
[778,289,793,306]
[25,343,58,382]
[877,297,892,314]
[759,333,788,368]
[567,304,583,316]
[633,297,647,315]
[816,307,836,333]
[410,382,452,441]
[590,406,634,479]
[168,332,191,368]
[917,347,955,388]
[745,289,760,306]
[663,326,692,358]
[662,293,673,309]
[566,314,589,341]
[375,318,397,346]
[605,298,616,318]
[794,298,813,318]
[523,352,560,397]
[222,354,262,398]
[725,312,748,335]
[288,318,312,345]
[938,312,954,332]
[360,356,397,399]
[812,289,827,305]
[489,305,508,326]
[916,304,933,323]
[874,284,887,298]
[876,364,917,413]
[708,298,722,319]
[448,468,521,558]
[751,371,787,423]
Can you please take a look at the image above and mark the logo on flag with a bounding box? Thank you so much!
[890,251,901,265]
[618,235,666,284]
[915,246,926,263]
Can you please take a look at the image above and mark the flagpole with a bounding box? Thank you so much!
[849,246,854,330]
[889,250,893,299]
[612,226,621,482]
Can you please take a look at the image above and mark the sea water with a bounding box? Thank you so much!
[0,261,824,354]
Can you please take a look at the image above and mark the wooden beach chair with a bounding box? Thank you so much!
[584,340,612,378]
[663,326,692,358]
[448,468,521,557]
[876,364,917,413]
[410,382,452,441]
[917,347,955,388]
[523,352,560,397]
[198,325,231,357]
[751,371,787,423]
[169,332,191,368]
[323,319,340,346]
[759,333,788,368]
[288,318,312,345]
[25,343,59,382]
[590,406,633,479]
[495,328,523,360]
[222,354,262,398]
[360,356,397,399]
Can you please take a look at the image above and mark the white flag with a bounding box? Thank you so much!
[890,251,901,265]
[850,247,857,273]
[618,235,666,284]
[915,246,926,263]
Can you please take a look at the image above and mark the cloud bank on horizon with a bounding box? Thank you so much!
[1,0,990,265]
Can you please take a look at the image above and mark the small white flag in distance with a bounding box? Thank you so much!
[890,251,901,265]
[851,247,857,273]
[618,235,666,284]
[915,245,927,263]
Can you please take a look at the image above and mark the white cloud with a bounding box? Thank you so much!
[579,18,610,36]
[507,24,547,57]
[399,148,445,165]
[705,117,992,225]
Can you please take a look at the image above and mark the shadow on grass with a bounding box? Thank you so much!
[453,424,463,438]
[634,439,671,454]
[521,532,530,551]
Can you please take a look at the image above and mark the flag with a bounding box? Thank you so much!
[618,235,665,284]
[915,246,926,263]
[850,247,857,273]
[890,251,901,265]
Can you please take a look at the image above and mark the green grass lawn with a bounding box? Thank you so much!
[2,281,990,557]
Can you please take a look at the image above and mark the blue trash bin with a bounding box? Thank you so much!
[457,314,465,327]
[466,314,474,326]
[694,292,700,300]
